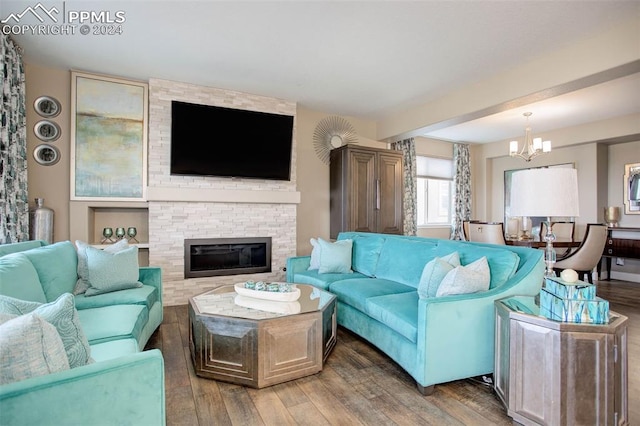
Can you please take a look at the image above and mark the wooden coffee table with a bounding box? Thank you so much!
[188,283,337,388]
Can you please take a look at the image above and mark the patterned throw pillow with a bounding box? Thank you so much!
[0,313,70,385]
[417,252,461,298]
[74,239,129,295]
[0,293,91,368]
[436,256,491,297]
[84,245,142,296]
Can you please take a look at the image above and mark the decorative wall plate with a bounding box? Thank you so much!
[34,96,61,118]
[313,116,358,164]
[33,144,60,166]
[34,120,61,142]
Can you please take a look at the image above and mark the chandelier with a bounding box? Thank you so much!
[509,112,551,162]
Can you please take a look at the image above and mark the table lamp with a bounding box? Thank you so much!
[509,168,580,277]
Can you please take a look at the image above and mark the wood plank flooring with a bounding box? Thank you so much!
[146,279,639,426]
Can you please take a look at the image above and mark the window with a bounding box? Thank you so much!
[416,156,453,226]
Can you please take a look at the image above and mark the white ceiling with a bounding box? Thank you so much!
[3,0,640,143]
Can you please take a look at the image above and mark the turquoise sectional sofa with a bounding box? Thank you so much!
[0,240,165,425]
[286,232,545,394]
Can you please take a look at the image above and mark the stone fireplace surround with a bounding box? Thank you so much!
[147,78,299,306]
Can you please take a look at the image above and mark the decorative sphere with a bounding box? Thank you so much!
[560,269,579,283]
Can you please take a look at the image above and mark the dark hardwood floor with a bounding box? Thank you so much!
[146,279,639,425]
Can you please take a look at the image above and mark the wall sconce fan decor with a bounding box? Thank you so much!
[313,116,358,164]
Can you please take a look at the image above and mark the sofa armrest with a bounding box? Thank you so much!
[0,349,165,426]
[139,266,162,304]
[286,256,311,283]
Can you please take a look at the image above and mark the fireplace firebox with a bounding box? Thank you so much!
[184,237,271,278]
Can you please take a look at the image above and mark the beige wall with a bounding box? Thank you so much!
[295,105,385,255]
[25,63,70,242]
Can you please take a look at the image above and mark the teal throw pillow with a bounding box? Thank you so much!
[75,239,130,295]
[0,293,91,368]
[350,234,385,277]
[0,313,70,385]
[84,245,142,296]
[318,238,353,274]
[436,256,491,297]
[417,252,461,298]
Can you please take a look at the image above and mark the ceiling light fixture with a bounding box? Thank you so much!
[509,112,551,162]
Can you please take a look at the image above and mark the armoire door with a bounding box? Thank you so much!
[347,149,376,233]
[376,152,403,234]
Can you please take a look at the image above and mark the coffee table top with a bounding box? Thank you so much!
[190,283,335,320]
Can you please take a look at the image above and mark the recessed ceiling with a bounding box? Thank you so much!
[3,1,639,141]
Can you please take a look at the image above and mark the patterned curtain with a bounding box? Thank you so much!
[391,138,417,236]
[450,143,471,240]
[1,34,28,243]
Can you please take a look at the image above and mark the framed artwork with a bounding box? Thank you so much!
[624,162,640,214]
[70,71,148,200]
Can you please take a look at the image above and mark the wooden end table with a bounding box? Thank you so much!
[188,283,336,388]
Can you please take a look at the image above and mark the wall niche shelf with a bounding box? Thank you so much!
[69,201,149,266]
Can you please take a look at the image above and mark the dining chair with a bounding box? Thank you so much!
[465,222,506,245]
[553,223,608,283]
[462,220,482,241]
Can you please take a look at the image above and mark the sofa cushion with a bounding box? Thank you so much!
[0,313,70,385]
[0,293,92,368]
[374,238,438,288]
[318,239,353,274]
[78,304,148,345]
[365,292,419,343]
[85,245,143,296]
[436,256,491,297]
[291,270,368,291]
[437,241,520,289]
[348,234,386,277]
[21,241,78,302]
[75,285,158,311]
[0,240,47,257]
[89,338,140,362]
[417,252,460,298]
[329,278,415,313]
[0,253,48,303]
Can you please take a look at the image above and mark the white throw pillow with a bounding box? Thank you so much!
[308,238,321,270]
[417,252,461,298]
[436,256,491,297]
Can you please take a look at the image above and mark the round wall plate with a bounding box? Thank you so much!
[34,96,61,118]
[33,144,61,166]
[34,120,61,142]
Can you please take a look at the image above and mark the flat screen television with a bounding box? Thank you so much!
[170,101,294,180]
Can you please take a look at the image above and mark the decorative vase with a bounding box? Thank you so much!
[115,227,126,240]
[30,198,54,244]
[604,206,620,227]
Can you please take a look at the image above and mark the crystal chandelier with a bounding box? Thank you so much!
[509,112,551,162]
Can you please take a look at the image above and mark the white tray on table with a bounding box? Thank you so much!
[234,283,301,302]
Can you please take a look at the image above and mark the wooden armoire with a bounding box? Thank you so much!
[329,145,403,239]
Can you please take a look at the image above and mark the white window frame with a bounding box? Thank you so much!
[416,156,453,227]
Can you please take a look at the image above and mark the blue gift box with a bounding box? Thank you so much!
[539,289,609,324]
[544,277,596,300]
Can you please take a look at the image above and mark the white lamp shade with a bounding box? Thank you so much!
[510,168,580,218]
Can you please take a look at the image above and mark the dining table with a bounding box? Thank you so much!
[505,238,581,249]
